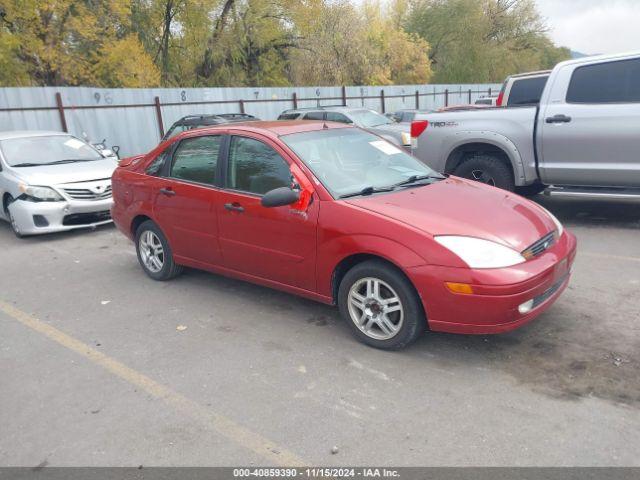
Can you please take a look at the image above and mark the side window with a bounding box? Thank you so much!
[278,113,300,120]
[507,77,548,106]
[303,111,325,120]
[227,136,291,195]
[170,135,221,185]
[146,150,169,176]
[567,58,640,104]
[326,112,352,124]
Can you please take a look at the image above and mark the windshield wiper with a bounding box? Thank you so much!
[392,174,443,188]
[339,186,396,199]
[45,158,98,165]
[11,163,44,167]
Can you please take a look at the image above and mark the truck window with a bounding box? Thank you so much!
[507,77,548,106]
[567,58,640,104]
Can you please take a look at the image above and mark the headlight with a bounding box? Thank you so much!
[435,235,526,269]
[401,131,411,146]
[538,205,563,237]
[19,184,63,202]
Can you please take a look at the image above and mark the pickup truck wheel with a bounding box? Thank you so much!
[454,155,515,191]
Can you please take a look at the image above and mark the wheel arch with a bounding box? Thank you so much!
[444,134,526,184]
[130,214,153,237]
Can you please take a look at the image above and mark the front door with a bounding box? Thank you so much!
[153,134,224,266]
[539,57,640,187]
[217,134,318,291]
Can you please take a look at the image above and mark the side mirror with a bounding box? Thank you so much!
[261,187,300,208]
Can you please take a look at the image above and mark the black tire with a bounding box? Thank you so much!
[338,260,426,350]
[516,183,547,197]
[454,154,515,191]
[135,220,183,281]
[4,197,23,238]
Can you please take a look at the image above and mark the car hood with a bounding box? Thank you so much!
[10,158,118,186]
[344,177,555,251]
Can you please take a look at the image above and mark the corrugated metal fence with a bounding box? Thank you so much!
[0,84,500,157]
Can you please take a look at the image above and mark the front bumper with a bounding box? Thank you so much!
[8,197,113,235]
[407,231,578,334]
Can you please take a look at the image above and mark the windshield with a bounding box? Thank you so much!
[349,110,393,128]
[281,128,439,198]
[0,135,103,167]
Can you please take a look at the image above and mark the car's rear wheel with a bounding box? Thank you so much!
[454,154,515,191]
[135,220,183,281]
[338,260,426,350]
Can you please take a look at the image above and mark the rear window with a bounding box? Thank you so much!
[303,111,325,120]
[507,76,548,106]
[567,58,640,104]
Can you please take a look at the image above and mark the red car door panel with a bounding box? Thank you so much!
[217,134,318,291]
[152,135,223,265]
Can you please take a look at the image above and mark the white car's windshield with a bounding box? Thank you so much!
[281,128,442,198]
[349,110,394,128]
[0,135,103,167]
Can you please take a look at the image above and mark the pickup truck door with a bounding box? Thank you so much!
[538,57,640,187]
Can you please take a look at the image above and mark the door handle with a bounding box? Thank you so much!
[545,114,572,124]
[159,187,176,196]
[224,202,244,213]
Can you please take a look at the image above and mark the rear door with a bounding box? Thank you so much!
[539,57,640,187]
[216,133,318,291]
[152,134,224,265]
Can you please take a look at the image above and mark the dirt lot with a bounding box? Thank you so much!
[1,195,639,467]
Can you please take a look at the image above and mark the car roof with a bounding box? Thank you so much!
[175,120,352,139]
[0,130,70,141]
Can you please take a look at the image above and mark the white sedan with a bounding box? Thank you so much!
[0,131,118,237]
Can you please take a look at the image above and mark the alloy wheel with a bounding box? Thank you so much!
[347,277,404,340]
[139,230,165,273]
[471,169,496,186]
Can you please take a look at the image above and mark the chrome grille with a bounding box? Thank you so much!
[62,185,112,201]
[522,231,556,259]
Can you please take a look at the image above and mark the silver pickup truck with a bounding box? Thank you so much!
[411,52,640,196]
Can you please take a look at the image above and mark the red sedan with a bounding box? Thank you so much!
[111,121,577,350]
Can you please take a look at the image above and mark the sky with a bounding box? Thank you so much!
[534,0,640,55]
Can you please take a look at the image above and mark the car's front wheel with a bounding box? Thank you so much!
[5,197,23,238]
[135,220,183,281]
[338,260,426,350]
[454,154,515,191]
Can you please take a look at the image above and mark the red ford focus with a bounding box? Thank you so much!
[111,121,576,350]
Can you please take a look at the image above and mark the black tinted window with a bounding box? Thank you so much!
[567,58,640,103]
[507,76,548,106]
[303,111,325,120]
[278,113,300,120]
[326,112,352,124]
[170,136,221,184]
[227,137,291,195]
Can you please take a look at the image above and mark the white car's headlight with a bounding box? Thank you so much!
[401,131,411,146]
[435,235,526,269]
[538,205,563,237]
[19,184,64,202]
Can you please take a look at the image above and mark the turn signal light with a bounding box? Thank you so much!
[445,282,474,294]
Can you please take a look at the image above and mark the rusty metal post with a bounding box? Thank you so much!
[415,90,419,109]
[239,99,245,114]
[292,92,298,109]
[341,86,347,106]
[380,89,385,114]
[154,96,164,138]
[55,93,68,133]
[445,89,449,107]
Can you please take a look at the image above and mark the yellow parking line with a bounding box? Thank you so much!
[581,252,640,263]
[0,300,305,467]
